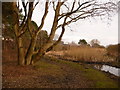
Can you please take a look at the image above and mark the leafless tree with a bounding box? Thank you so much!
[90,39,100,47]
[11,0,118,65]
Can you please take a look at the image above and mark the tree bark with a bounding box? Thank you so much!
[12,2,26,65]
[31,51,45,65]
[25,36,37,65]
[17,37,25,65]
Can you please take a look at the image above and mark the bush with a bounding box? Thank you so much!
[106,44,120,61]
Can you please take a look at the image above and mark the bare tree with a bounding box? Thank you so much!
[90,39,100,47]
[10,0,118,65]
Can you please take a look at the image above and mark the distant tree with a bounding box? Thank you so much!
[90,39,100,47]
[70,41,77,46]
[78,39,87,45]
[106,44,120,58]
[87,44,90,47]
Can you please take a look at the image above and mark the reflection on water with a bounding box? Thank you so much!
[101,65,120,77]
[94,64,120,77]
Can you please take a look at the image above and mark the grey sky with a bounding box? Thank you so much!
[31,1,118,46]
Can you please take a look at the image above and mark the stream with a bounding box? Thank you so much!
[93,64,120,77]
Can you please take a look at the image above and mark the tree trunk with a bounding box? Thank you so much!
[17,37,25,65]
[25,37,37,65]
[12,2,25,65]
[31,51,45,65]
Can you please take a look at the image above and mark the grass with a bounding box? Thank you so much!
[43,56,119,88]
[45,56,84,69]
[33,59,65,77]
[63,46,114,62]
[83,68,118,88]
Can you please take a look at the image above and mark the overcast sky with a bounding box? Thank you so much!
[31,1,118,46]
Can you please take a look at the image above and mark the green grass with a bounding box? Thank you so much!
[33,60,65,77]
[34,61,56,69]
[83,68,118,88]
[54,58,118,88]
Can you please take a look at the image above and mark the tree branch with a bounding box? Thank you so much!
[33,1,39,10]
[36,2,64,54]
[36,1,49,35]
[52,2,56,11]
[27,2,34,37]
[12,2,20,36]
[46,17,67,52]
[47,2,63,43]
[71,0,76,12]
[18,25,27,38]
[20,0,28,29]
[58,1,91,21]
[57,1,117,29]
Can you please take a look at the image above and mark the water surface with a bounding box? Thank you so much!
[94,64,120,77]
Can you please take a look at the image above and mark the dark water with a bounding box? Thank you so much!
[94,64,120,77]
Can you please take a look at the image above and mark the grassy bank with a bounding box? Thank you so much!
[34,56,119,88]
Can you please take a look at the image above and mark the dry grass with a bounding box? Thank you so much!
[47,46,115,62]
[63,46,114,62]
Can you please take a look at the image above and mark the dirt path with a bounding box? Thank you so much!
[3,56,94,88]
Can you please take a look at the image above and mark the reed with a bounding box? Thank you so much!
[63,46,113,62]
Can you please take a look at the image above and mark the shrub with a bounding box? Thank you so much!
[106,44,120,61]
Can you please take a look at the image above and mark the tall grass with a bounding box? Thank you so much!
[63,46,114,62]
